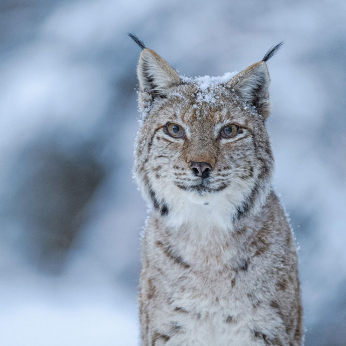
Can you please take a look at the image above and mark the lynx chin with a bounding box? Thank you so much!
[130,34,303,346]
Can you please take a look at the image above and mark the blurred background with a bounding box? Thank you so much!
[0,0,345,345]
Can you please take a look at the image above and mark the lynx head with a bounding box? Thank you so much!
[131,35,281,230]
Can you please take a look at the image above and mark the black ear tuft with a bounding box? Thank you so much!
[262,42,283,62]
[128,33,146,50]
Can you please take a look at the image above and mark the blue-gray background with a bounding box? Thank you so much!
[0,0,345,345]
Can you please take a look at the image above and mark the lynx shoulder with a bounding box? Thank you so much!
[130,34,303,346]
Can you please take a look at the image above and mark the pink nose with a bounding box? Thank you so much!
[190,161,212,178]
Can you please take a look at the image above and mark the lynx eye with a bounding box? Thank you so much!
[165,122,185,138]
[220,124,243,139]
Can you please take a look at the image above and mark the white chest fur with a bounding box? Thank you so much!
[141,208,282,346]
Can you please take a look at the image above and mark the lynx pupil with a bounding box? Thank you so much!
[225,126,232,135]
[166,122,185,138]
[221,124,239,138]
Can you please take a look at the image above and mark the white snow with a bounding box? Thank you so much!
[188,72,239,91]
[179,72,238,105]
[0,274,139,346]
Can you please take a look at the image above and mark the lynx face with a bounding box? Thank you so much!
[134,46,277,229]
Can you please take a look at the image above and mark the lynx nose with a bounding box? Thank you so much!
[190,161,212,178]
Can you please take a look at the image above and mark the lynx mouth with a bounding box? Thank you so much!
[175,182,228,193]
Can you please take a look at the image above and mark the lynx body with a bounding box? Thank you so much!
[131,35,303,346]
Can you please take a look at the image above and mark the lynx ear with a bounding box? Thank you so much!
[228,61,271,119]
[137,49,181,98]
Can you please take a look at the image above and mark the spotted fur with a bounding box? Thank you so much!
[131,37,303,345]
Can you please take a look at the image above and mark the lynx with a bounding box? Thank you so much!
[130,34,303,346]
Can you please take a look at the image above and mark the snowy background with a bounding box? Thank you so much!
[0,0,345,345]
